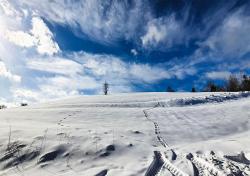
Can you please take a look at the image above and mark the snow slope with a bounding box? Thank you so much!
[0,92,250,176]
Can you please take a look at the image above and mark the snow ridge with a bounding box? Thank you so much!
[166,92,250,107]
[41,92,250,109]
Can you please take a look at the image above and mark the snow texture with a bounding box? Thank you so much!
[0,92,250,175]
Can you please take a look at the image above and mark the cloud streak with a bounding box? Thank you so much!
[0,61,21,83]
[203,9,250,59]
[27,57,82,76]
[205,71,231,80]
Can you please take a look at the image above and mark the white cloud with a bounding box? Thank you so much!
[2,0,248,104]
[6,31,35,47]
[141,22,167,47]
[5,16,60,55]
[79,52,172,83]
[19,0,188,49]
[0,0,21,17]
[5,0,248,55]
[0,0,29,32]
[3,0,184,50]
[27,57,83,76]
[170,66,197,80]
[141,16,182,48]
[0,97,16,107]
[12,88,40,102]
[0,61,21,83]
[11,74,99,103]
[39,75,98,90]
[20,0,150,44]
[30,17,60,55]
[130,64,170,83]
[10,51,185,102]
[205,71,231,80]
[83,59,108,76]
[131,49,138,56]
[82,54,127,77]
[204,10,250,59]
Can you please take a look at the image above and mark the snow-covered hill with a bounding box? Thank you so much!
[0,92,250,176]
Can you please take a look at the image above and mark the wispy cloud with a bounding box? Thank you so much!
[0,60,21,83]
[205,71,231,80]
[27,57,82,76]
[141,16,183,49]
[203,9,250,59]
[20,0,150,45]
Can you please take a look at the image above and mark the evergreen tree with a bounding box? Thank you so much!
[166,86,175,92]
[241,75,250,91]
[191,87,196,92]
[205,81,217,92]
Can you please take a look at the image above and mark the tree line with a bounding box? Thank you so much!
[167,74,250,92]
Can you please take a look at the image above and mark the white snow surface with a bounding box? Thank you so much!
[0,92,250,176]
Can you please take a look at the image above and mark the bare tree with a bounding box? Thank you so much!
[103,81,109,95]
[226,75,240,92]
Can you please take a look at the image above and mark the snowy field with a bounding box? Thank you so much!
[0,92,250,176]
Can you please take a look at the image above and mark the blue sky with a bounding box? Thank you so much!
[0,0,250,103]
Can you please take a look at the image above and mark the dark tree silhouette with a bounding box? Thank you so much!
[166,86,175,92]
[0,105,7,109]
[227,75,240,92]
[205,81,218,92]
[191,87,196,92]
[103,81,109,95]
[241,75,250,91]
[21,103,28,107]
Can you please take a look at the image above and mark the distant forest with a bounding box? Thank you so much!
[167,74,250,92]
